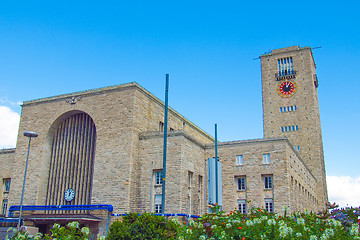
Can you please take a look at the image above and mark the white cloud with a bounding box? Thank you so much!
[0,97,22,106]
[0,106,20,148]
[327,175,360,208]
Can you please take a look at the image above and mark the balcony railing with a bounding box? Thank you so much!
[275,70,296,80]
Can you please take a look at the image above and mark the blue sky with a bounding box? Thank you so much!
[0,0,359,207]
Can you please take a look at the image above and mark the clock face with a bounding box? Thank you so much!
[64,188,75,202]
[277,80,297,97]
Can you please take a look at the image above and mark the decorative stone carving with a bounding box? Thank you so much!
[65,96,82,104]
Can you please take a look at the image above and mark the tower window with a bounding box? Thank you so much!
[293,146,301,152]
[278,57,294,77]
[280,105,297,113]
[281,125,299,132]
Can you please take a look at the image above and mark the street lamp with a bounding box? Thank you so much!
[17,131,38,231]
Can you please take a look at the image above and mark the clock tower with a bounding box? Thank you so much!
[260,46,328,210]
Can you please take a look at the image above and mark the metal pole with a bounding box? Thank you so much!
[105,210,110,238]
[149,161,154,212]
[215,124,218,204]
[204,159,207,214]
[17,131,38,231]
[161,74,169,216]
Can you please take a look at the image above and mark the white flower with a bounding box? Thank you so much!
[68,221,79,229]
[350,224,359,236]
[81,227,90,235]
[267,219,276,225]
[199,235,206,240]
[296,232,302,237]
[296,218,305,225]
[279,226,293,238]
[310,235,318,240]
[226,223,232,228]
[170,218,180,224]
[327,219,341,227]
[53,223,61,229]
[253,218,261,224]
[246,220,253,226]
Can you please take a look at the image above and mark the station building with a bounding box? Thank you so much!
[0,46,328,237]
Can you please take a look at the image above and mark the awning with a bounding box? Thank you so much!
[9,204,113,217]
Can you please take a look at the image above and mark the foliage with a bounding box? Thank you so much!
[176,204,360,240]
[6,203,360,240]
[43,221,90,240]
[106,213,179,240]
[6,228,43,240]
[330,204,360,231]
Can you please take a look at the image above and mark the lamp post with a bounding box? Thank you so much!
[17,131,38,231]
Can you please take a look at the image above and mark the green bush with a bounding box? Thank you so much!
[43,221,90,240]
[176,205,360,240]
[106,213,180,240]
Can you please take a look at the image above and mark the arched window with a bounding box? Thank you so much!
[46,112,96,213]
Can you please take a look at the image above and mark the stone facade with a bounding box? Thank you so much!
[260,46,327,209]
[0,46,328,237]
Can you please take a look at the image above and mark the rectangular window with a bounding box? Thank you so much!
[292,126,295,131]
[154,195,162,213]
[280,107,283,112]
[236,155,244,165]
[264,176,273,189]
[265,199,274,213]
[278,57,294,77]
[284,126,288,132]
[3,178,11,192]
[263,153,270,164]
[159,121,164,132]
[155,171,163,185]
[281,127,284,132]
[294,105,297,111]
[238,199,247,214]
[188,171,193,189]
[296,125,299,131]
[2,199,8,215]
[290,106,293,111]
[287,106,290,112]
[236,177,246,191]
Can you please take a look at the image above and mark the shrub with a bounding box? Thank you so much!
[176,205,360,240]
[43,221,90,240]
[106,213,180,240]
